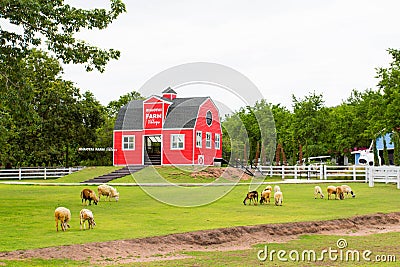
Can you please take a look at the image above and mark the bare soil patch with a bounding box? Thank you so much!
[191,167,253,181]
[1,212,399,265]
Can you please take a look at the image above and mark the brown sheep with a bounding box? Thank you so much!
[260,189,272,204]
[327,185,344,200]
[243,191,258,205]
[80,188,99,205]
[54,207,71,232]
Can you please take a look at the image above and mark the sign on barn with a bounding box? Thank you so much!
[113,87,223,166]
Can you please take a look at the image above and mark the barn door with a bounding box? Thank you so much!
[144,135,162,165]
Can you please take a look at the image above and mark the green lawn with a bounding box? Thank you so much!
[0,182,399,253]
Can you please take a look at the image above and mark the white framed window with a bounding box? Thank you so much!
[171,134,185,150]
[123,135,135,150]
[196,131,202,148]
[206,132,212,148]
[215,133,220,150]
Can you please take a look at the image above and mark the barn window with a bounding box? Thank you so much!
[171,134,185,150]
[206,110,212,126]
[206,132,212,148]
[215,133,220,150]
[123,135,135,150]
[196,131,202,148]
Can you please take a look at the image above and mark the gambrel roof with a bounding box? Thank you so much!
[114,96,210,130]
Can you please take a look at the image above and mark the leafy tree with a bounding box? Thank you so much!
[0,0,126,72]
[106,91,144,118]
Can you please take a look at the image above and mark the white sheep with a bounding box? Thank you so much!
[274,191,283,206]
[341,185,356,198]
[274,185,281,193]
[80,209,96,230]
[98,184,119,202]
[314,185,324,199]
[54,207,71,232]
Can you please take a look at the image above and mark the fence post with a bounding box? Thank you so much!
[270,166,273,177]
[397,169,400,189]
[18,168,22,180]
[294,165,298,179]
[319,165,323,180]
[368,167,374,187]
[281,165,285,180]
[44,168,47,180]
[353,165,356,181]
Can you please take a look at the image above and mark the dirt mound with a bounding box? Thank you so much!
[191,167,253,181]
[1,212,399,265]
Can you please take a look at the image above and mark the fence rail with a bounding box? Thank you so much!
[256,165,367,180]
[366,166,400,189]
[256,165,400,188]
[0,167,82,180]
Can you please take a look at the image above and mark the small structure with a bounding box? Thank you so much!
[113,88,222,166]
[375,133,394,165]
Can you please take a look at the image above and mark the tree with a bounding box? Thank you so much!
[0,0,126,72]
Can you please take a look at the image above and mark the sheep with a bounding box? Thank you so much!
[98,184,120,202]
[264,185,272,192]
[80,188,99,205]
[341,184,356,198]
[274,185,281,193]
[327,185,344,200]
[335,186,345,200]
[243,191,258,205]
[274,191,283,206]
[54,207,71,232]
[260,189,271,204]
[314,185,324,199]
[79,209,96,230]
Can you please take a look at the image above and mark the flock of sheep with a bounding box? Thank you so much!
[243,185,283,206]
[243,184,356,206]
[54,184,119,232]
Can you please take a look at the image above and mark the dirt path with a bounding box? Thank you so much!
[1,212,399,265]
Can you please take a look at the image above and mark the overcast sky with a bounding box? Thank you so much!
[63,0,400,112]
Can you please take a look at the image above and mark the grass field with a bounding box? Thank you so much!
[0,166,399,266]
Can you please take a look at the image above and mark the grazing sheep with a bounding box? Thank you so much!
[274,185,281,193]
[260,189,271,204]
[54,207,71,232]
[314,185,324,199]
[341,185,356,198]
[274,191,283,206]
[243,191,258,205]
[264,185,272,192]
[327,185,344,200]
[80,188,99,206]
[327,186,337,200]
[79,209,96,230]
[98,184,120,202]
[335,186,345,200]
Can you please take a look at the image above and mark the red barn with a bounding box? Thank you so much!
[113,88,222,166]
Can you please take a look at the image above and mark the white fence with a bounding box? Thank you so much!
[257,165,400,188]
[0,167,82,180]
[257,165,367,181]
[366,166,400,189]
